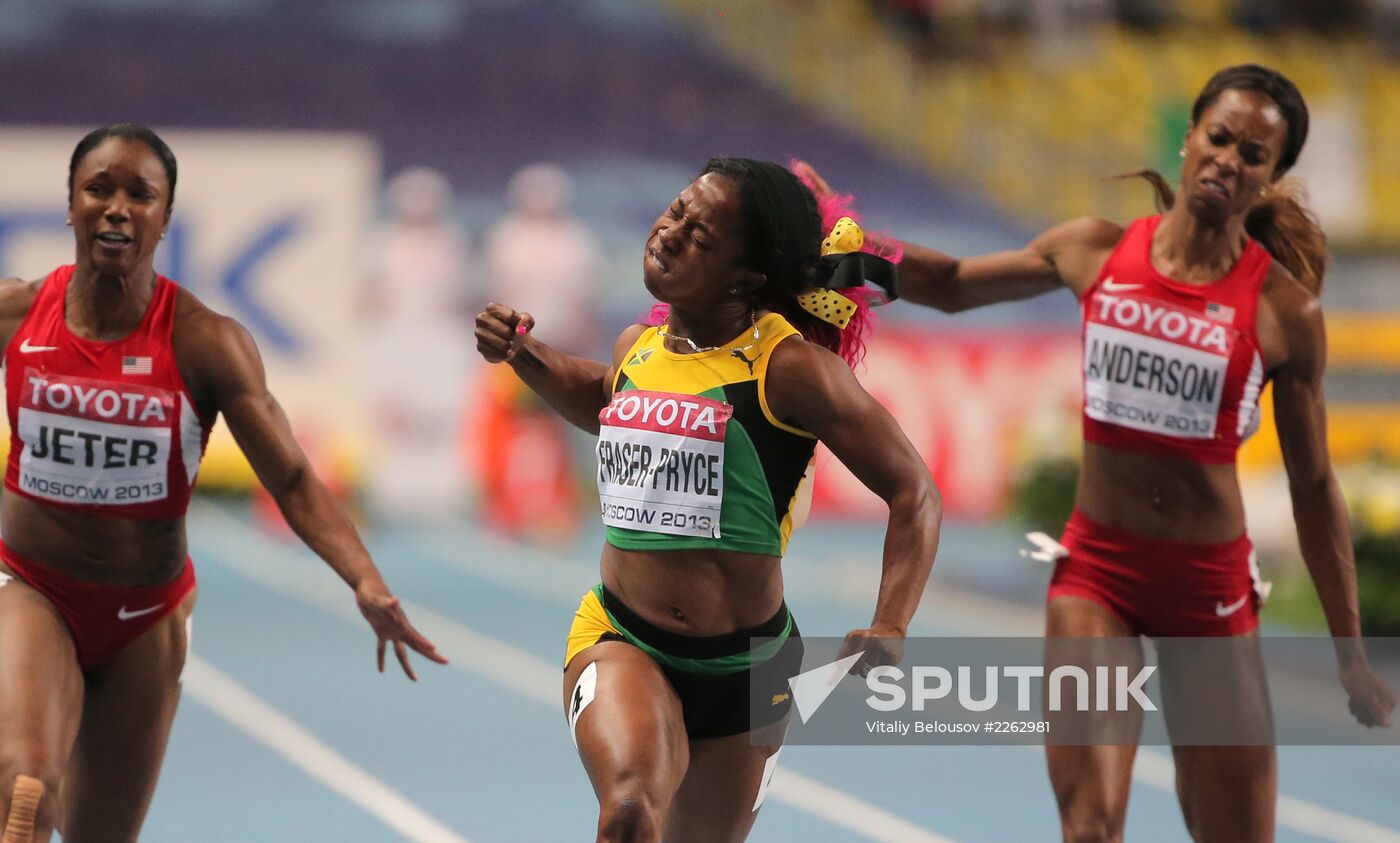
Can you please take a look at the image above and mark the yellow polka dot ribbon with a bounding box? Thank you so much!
[797,216,864,328]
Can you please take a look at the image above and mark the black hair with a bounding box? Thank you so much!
[699,158,845,353]
[1128,64,1326,293]
[1191,63,1309,177]
[68,123,178,213]
[700,158,825,293]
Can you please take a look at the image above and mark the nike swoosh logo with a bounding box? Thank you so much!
[1214,594,1250,617]
[19,338,58,353]
[1100,278,1143,293]
[117,604,164,621]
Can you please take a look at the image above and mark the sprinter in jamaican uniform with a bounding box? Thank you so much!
[476,158,941,843]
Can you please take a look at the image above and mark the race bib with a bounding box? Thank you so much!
[597,390,732,538]
[16,370,175,505]
[1084,292,1235,439]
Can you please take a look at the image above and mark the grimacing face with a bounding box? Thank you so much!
[1180,88,1289,222]
[68,137,171,277]
[642,172,754,308]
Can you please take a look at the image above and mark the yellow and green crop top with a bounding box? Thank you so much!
[598,312,817,557]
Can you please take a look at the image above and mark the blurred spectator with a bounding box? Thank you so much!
[1113,0,1174,30]
[1381,0,1400,57]
[363,166,473,522]
[473,164,603,544]
[1234,0,1369,33]
[483,163,603,355]
[870,0,1388,37]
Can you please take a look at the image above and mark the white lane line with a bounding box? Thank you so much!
[766,772,960,843]
[191,504,961,843]
[183,655,473,843]
[1131,750,1400,843]
[401,520,1400,843]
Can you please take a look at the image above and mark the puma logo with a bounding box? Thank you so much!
[731,347,761,376]
[771,692,790,706]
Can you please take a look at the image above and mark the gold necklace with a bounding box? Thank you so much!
[659,311,759,354]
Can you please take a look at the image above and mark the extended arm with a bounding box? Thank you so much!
[767,338,942,664]
[790,161,1116,310]
[896,217,1114,311]
[1271,281,1395,726]
[196,312,445,678]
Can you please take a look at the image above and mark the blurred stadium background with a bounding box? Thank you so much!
[1,1,1397,840]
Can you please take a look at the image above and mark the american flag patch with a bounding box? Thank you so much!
[1205,301,1235,322]
[122,355,153,375]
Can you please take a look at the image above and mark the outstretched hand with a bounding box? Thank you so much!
[355,579,448,681]
[475,302,535,363]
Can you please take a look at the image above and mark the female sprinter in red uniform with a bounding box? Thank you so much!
[0,124,446,843]
[802,64,1395,841]
[477,158,941,842]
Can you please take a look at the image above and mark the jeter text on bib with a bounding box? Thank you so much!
[597,390,732,538]
[17,369,175,505]
[1083,292,1236,439]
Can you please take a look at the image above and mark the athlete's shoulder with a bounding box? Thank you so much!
[766,331,846,385]
[171,287,262,378]
[0,276,46,319]
[1028,217,1126,297]
[1261,259,1317,313]
[170,283,246,340]
[1030,217,1125,268]
[0,276,48,351]
[1262,261,1322,333]
[1037,216,1128,253]
[611,321,651,361]
[616,321,650,346]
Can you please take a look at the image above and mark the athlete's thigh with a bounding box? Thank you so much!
[1160,634,1275,842]
[664,720,787,843]
[0,565,84,810]
[1043,596,1141,832]
[1157,633,1274,748]
[60,588,195,843]
[564,641,689,807]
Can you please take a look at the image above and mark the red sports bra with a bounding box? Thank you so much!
[1080,216,1272,464]
[5,265,212,517]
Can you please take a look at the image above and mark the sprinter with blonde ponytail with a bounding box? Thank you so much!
[801,63,1394,842]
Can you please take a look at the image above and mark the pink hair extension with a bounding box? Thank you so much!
[643,302,668,326]
[831,285,877,368]
[790,160,903,264]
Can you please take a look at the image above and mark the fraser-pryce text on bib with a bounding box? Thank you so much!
[597,390,733,538]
